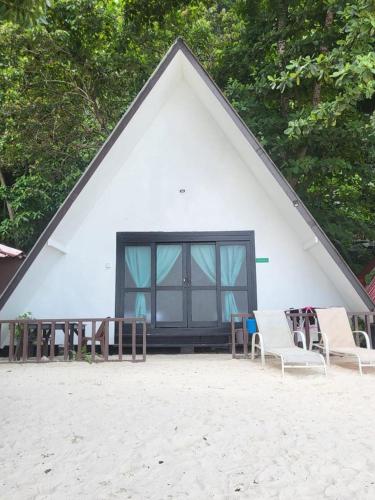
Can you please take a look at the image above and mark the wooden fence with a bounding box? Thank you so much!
[0,317,147,363]
[231,311,375,358]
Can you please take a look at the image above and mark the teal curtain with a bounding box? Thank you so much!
[220,245,246,321]
[191,244,216,283]
[157,245,181,284]
[125,246,151,317]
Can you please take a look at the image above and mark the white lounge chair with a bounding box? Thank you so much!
[252,310,326,376]
[315,307,375,375]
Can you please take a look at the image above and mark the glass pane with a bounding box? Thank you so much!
[156,244,182,286]
[191,244,216,286]
[156,291,183,322]
[221,291,248,322]
[192,290,217,322]
[125,246,151,288]
[124,292,151,321]
[220,245,247,286]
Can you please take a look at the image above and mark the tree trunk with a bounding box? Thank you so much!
[312,8,334,107]
[91,97,109,135]
[278,0,289,117]
[277,0,287,56]
[0,166,15,221]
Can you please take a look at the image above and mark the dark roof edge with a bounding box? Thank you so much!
[0,37,373,311]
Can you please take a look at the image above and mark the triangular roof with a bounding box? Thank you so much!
[0,38,373,311]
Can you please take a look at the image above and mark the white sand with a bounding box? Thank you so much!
[1,354,375,500]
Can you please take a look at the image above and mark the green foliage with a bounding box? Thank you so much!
[0,0,52,26]
[14,311,33,338]
[272,2,375,137]
[0,0,374,273]
[70,344,92,363]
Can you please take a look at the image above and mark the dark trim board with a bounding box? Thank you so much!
[116,231,255,243]
[123,332,232,350]
[0,38,373,311]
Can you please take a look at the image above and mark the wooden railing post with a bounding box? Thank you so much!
[243,316,248,357]
[77,321,83,361]
[64,321,69,361]
[142,319,147,361]
[292,315,297,331]
[131,320,136,362]
[104,319,109,361]
[118,320,123,361]
[50,322,55,361]
[22,322,28,362]
[9,322,15,362]
[354,314,359,332]
[36,321,42,361]
[231,315,236,358]
[365,314,372,349]
[354,314,361,345]
[91,320,96,362]
[304,315,310,349]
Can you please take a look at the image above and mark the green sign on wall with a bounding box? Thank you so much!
[256,257,269,263]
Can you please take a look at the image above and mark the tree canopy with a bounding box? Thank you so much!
[0,0,374,272]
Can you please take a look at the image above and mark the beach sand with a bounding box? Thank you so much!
[1,354,375,499]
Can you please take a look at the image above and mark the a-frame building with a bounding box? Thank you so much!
[0,39,373,347]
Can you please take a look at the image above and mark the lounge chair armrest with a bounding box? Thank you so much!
[353,330,370,349]
[317,331,330,366]
[293,330,306,350]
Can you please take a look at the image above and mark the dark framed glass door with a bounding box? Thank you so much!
[155,243,187,327]
[123,244,152,322]
[155,242,219,328]
[116,232,257,334]
[218,242,250,323]
[188,243,218,327]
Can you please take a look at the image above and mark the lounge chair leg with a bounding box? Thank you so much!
[319,354,327,376]
[326,351,330,367]
[281,357,285,378]
[358,359,363,376]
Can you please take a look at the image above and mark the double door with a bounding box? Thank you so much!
[156,242,218,328]
[118,233,256,331]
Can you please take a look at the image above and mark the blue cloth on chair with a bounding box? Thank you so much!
[246,318,257,334]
